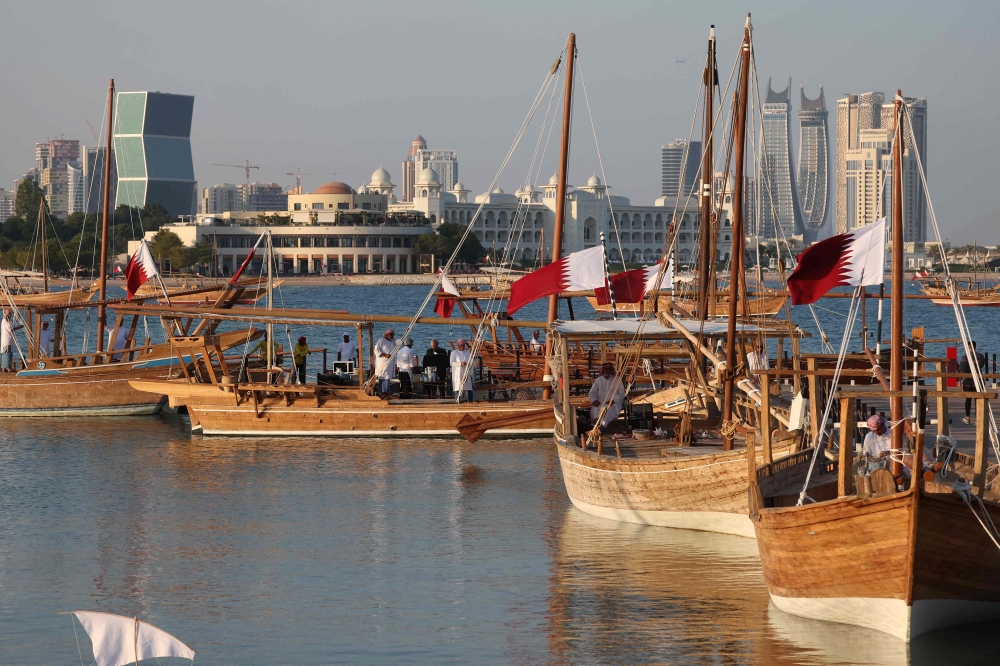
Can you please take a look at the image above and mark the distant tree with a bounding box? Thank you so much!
[414,223,486,267]
[14,178,47,221]
[149,229,188,271]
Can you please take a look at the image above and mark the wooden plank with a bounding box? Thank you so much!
[808,357,820,447]
[839,396,856,497]
[974,398,988,498]
[935,362,949,436]
[760,375,772,465]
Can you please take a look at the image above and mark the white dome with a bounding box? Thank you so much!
[416,166,440,185]
[587,174,602,187]
[452,180,466,191]
[491,186,504,194]
[548,173,559,186]
[371,167,391,185]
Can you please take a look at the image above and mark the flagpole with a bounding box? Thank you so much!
[542,32,576,401]
[890,90,905,479]
[96,78,115,357]
[599,232,618,320]
[721,17,751,451]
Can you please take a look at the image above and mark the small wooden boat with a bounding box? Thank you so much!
[132,278,279,306]
[586,292,787,318]
[918,276,1000,306]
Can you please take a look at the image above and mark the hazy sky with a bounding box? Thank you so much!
[2,1,998,244]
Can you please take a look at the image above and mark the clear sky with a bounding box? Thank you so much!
[2,0,997,244]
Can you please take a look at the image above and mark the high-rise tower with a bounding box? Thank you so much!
[836,92,884,234]
[759,78,803,239]
[797,85,829,239]
[660,139,701,197]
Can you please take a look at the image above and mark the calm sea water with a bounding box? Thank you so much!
[2,283,999,665]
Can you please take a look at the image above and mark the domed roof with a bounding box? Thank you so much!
[587,174,603,187]
[548,173,559,186]
[314,181,355,195]
[416,167,439,185]
[370,167,391,185]
[452,180,466,191]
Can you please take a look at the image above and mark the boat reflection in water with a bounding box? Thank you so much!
[549,507,769,664]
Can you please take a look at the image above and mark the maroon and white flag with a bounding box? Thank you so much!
[433,269,461,318]
[506,245,606,315]
[594,259,674,305]
[787,218,885,305]
[124,240,159,300]
[229,232,266,283]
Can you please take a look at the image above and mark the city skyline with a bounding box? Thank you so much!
[1,2,997,243]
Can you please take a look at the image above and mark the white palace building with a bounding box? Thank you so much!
[139,166,735,275]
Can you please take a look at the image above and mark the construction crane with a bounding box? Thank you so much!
[285,169,342,193]
[213,160,260,186]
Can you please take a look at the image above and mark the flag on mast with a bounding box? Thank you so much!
[433,269,461,318]
[230,232,266,283]
[506,245,606,315]
[124,240,159,300]
[787,218,886,305]
[594,259,674,305]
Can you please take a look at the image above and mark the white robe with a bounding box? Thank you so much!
[374,336,396,379]
[396,346,414,374]
[589,374,625,426]
[450,348,473,392]
[38,328,52,357]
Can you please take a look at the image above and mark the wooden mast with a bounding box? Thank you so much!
[890,90,904,477]
[39,199,48,293]
[722,16,752,451]
[97,78,115,355]
[696,26,716,323]
[542,32,576,400]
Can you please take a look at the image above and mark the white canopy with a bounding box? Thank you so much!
[72,611,196,666]
[551,319,763,336]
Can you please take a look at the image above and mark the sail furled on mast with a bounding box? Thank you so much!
[71,611,196,666]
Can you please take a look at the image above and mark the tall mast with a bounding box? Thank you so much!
[96,78,115,355]
[542,32,576,399]
[890,90,904,476]
[267,232,274,369]
[39,198,48,293]
[696,25,716,322]
[722,16,752,451]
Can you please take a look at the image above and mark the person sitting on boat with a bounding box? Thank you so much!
[38,319,52,357]
[0,309,23,372]
[396,338,415,399]
[589,362,625,430]
[337,333,358,367]
[293,336,310,385]
[862,414,912,477]
[450,339,475,403]
[746,338,769,387]
[423,339,449,397]
[529,330,544,354]
[374,328,397,396]
[959,341,987,425]
[109,325,129,363]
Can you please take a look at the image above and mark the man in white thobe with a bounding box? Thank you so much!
[589,362,625,428]
[396,337,415,399]
[450,338,474,402]
[337,333,358,366]
[1,309,14,371]
[529,330,544,354]
[38,320,53,357]
[745,338,770,386]
[374,328,397,395]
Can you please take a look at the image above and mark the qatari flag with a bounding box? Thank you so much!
[787,218,885,305]
[506,245,605,315]
[594,260,674,305]
[229,232,266,284]
[124,240,159,300]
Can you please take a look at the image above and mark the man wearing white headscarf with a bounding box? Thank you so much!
[374,328,397,395]
[450,338,474,402]
[589,362,625,428]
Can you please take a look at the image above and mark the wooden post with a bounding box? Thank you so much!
[760,370,772,465]
[791,335,801,395]
[807,357,820,444]
[96,78,115,356]
[889,90,905,477]
[696,25,716,324]
[974,397,988,498]
[935,361,949,436]
[839,395,856,497]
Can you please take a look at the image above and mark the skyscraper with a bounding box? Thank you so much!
[661,140,701,198]
[400,136,458,203]
[837,92,927,241]
[78,146,117,215]
[797,85,829,239]
[114,91,197,216]
[759,78,803,239]
[202,184,240,214]
[36,139,80,217]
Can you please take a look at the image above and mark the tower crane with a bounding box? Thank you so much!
[285,169,342,193]
[212,160,260,186]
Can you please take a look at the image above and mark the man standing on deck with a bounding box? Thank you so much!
[337,333,358,366]
[38,320,52,357]
[374,328,397,396]
[450,338,475,402]
[746,338,770,386]
[293,336,310,384]
[589,362,625,429]
[960,341,987,424]
[1,310,17,371]
[423,339,449,397]
[396,337,415,399]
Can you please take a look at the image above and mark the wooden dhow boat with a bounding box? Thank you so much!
[752,88,1000,640]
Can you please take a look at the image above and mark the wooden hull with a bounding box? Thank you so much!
[129,378,554,438]
[930,297,1000,307]
[754,486,1000,639]
[555,436,792,538]
[8,288,94,307]
[586,294,786,317]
